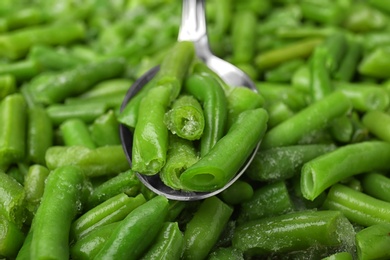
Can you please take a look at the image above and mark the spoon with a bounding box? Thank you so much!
[119,0,259,201]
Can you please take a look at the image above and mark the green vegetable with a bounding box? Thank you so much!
[301,141,390,201]
[30,165,84,260]
[180,108,268,192]
[94,195,169,260]
[233,210,355,255]
[0,94,27,168]
[183,196,233,259]
[164,95,205,141]
[356,223,390,260]
[140,222,184,260]
[184,73,228,157]
[60,118,96,149]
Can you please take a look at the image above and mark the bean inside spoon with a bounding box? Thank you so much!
[119,0,260,201]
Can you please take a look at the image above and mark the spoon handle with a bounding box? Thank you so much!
[178,0,212,60]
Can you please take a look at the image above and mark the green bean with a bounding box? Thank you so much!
[329,115,353,143]
[226,87,264,129]
[0,59,41,82]
[71,193,146,241]
[264,59,305,83]
[28,45,85,71]
[322,252,353,260]
[155,41,195,101]
[219,180,254,205]
[23,164,49,213]
[140,222,184,260]
[94,195,169,260]
[70,222,120,260]
[247,144,336,182]
[0,74,16,100]
[28,58,125,105]
[300,0,346,25]
[60,118,96,149]
[261,91,351,149]
[344,4,388,33]
[90,110,121,147]
[208,247,244,260]
[319,32,348,73]
[46,102,108,125]
[184,73,228,157]
[160,134,199,190]
[0,21,86,60]
[266,101,294,128]
[164,95,205,141]
[309,46,333,102]
[26,106,53,165]
[30,165,84,260]
[87,169,141,209]
[301,141,390,201]
[333,39,363,82]
[231,10,256,64]
[45,145,130,178]
[255,37,323,71]
[78,79,132,99]
[361,172,390,202]
[0,214,25,259]
[358,46,390,79]
[238,181,293,224]
[180,108,268,192]
[183,196,233,260]
[334,83,389,112]
[256,82,309,111]
[132,85,171,175]
[323,184,390,226]
[15,230,32,260]
[355,223,390,260]
[0,94,27,168]
[362,110,390,142]
[233,210,355,255]
[0,172,25,227]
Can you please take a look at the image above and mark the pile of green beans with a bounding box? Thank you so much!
[2,0,390,259]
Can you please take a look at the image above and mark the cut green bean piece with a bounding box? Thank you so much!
[140,222,184,260]
[23,164,49,213]
[160,134,199,190]
[60,119,96,149]
[0,214,25,259]
[0,93,27,167]
[30,165,85,260]
[0,21,86,60]
[261,91,350,149]
[238,181,293,223]
[0,74,16,99]
[26,106,53,165]
[233,210,355,255]
[45,145,130,178]
[180,108,268,192]
[87,169,141,209]
[70,222,120,260]
[0,172,25,227]
[94,195,169,260]
[361,172,390,202]
[132,85,171,175]
[247,143,337,182]
[71,193,146,241]
[255,37,323,71]
[164,95,205,141]
[90,110,121,147]
[301,141,390,201]
[362,110,390,142]
[183,196,233,260]
[356,223,390,260]
[323,184,390,226]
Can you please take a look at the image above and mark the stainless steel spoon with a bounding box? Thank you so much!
[119,0,259,201]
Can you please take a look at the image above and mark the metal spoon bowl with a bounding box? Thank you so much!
[119,0,259,201]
